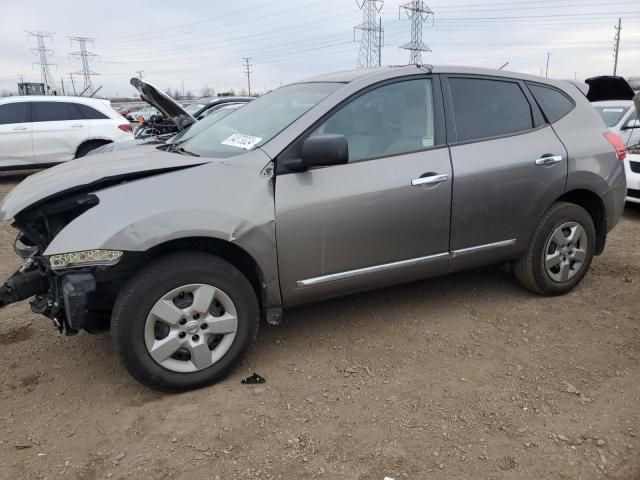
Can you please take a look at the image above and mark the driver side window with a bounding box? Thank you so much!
[312,78,434,163]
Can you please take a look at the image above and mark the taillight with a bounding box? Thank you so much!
[603,131,627,161]
[118,123,133,133]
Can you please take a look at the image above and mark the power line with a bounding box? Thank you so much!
[243,57,253,96]
[26,30,56,95]
[399,1,434,64]
[69,36,99,96]
[613,17,621,75]
[355,0,383,69]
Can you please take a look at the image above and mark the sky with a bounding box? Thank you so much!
[1,0,639,98]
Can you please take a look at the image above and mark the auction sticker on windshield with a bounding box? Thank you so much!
[222,134,263,150]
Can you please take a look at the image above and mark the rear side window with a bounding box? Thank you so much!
[32,102,85,122]
[448,78,534,142]
[0,102,30,124]
[75,103,109,120]
[528,84,575,123]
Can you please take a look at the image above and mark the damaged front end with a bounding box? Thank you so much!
[0,193,114,335]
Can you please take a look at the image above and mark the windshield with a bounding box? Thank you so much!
[166,105,241,145]
[181,82,340,158]
[595,106,631,127]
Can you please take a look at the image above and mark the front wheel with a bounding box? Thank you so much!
[111,252,260,392]
[513,202,595,295]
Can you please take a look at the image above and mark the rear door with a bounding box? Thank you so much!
[32,101,89,163]
[276,76,452,306]
[443,75,568,266]
[0,101,34,168]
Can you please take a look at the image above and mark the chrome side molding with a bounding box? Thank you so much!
[296,252,450,288]
[297,239,517,288]
[450,238,516,258]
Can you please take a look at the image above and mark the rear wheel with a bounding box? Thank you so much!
[513,202,595,295]
[111,252,259,392]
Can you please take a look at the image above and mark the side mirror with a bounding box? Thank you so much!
[301,134,349,168]
[634,92,640,116]
[623,118,640,130]
[281,134,348,172]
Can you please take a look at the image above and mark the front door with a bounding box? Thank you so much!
[0,101,34,168]
[32,101,89,163]
[275,77,452,306]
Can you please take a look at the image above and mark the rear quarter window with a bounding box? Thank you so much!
[527,83,575,123]
[76,103,109,120]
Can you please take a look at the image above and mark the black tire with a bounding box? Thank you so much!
[513,202,595,296]
[75,141,110,158]
[111,252,260,392]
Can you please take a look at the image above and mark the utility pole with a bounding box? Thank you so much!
[378,17,383,66]
[613,17,621,76]
[243,57,253,96]
[354,0,383,69]
[69,73,77,95]
[61,77,66,95]
[69,36,99,96]
[18,74,25,84]
[399,1,434,65]
[545,52,551,78]
[136,70,144,80]
[27,31,56,95]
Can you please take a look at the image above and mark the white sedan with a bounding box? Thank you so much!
[0,96,133,170]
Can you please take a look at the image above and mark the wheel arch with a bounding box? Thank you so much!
[556,189,607,254]
[143,236,267,313]
[75,138,113,157]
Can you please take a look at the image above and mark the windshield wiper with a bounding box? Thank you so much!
[167,143,199,157]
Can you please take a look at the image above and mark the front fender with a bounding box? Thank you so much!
[44,153,280,308]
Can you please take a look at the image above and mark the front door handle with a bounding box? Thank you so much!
[411,173,449,186]
[535,155,563,166]
[12,127,28,131]
[71,124,84,128]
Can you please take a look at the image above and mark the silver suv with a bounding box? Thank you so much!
[0,66,627,391]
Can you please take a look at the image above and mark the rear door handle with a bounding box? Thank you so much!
[535,155,563,166]
[411,173,449,186]
[12,127,28,131]
[71,124,84,128]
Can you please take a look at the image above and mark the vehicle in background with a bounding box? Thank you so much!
[125,106,159,122]
[0,66,626,391]
[586,75,640,203]
[0,96,133,170]
[88,103,245,156]
[129,78,252,140]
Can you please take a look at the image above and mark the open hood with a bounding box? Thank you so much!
[130,78,196,131]
[0,146,206,221]
[585,76,636,102]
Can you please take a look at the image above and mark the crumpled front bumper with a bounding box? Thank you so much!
[0,266,48,308]
[0,262,97,334]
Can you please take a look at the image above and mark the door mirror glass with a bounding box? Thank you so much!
[301,134,349,168]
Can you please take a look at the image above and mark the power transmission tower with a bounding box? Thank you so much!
[69,36,99,96]
[243,57,253,96]
[613,17,621,76]
[136,70,144,79]
[399,1,433,65]
[354,0,383,69]
[27,31,57,95]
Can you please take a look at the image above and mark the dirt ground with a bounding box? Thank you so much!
[0,171,638,480]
